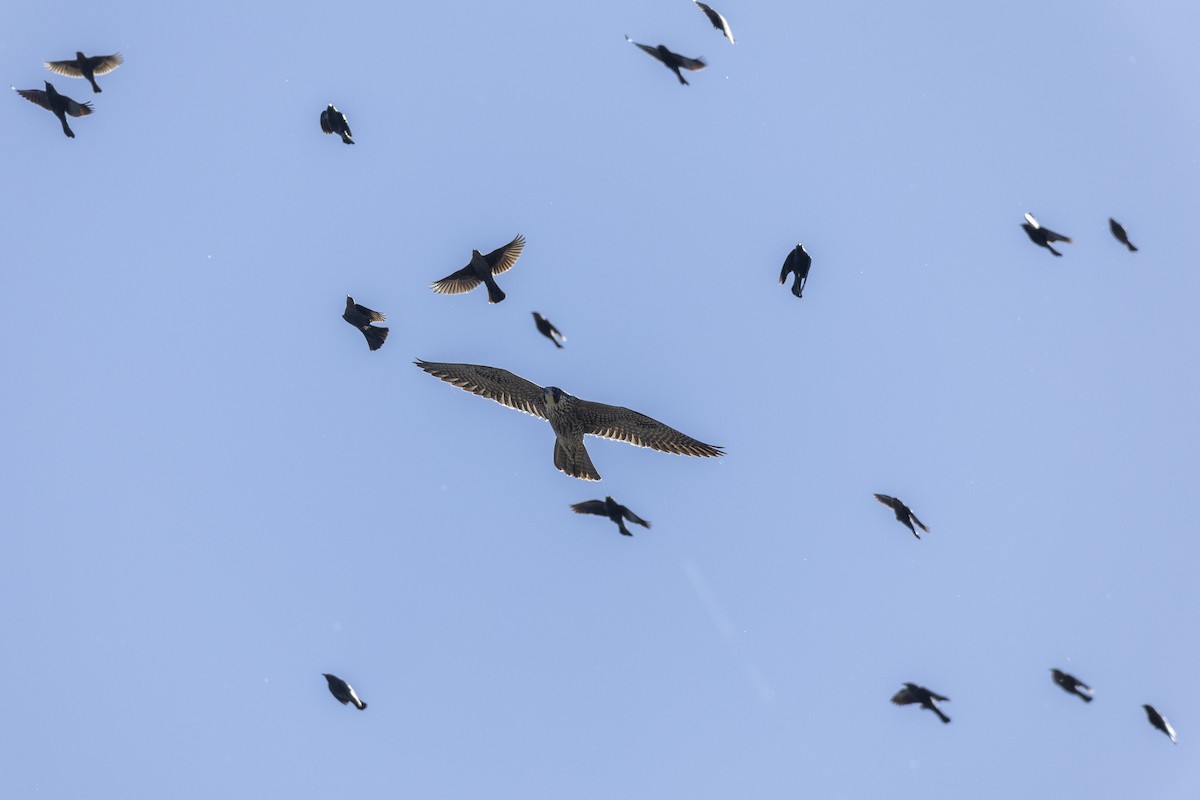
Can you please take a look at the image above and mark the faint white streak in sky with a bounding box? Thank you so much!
[681,559,774,704]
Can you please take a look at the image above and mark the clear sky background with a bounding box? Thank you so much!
[3,1,1199,797]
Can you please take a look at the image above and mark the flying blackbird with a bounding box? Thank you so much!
[1109,218,1137,252]
[625,36,706,85]
[343,296,389,351]
[414,360,723,481]
[431,235,525,304]
[44,52,122,93]
[892,682,951,723]
[323,673,367,709]
[1022,212,1072,257]
[571,496,651,537]
[1143,705,1176,743]
[532,312,565,348]
[14,82,93,138]
[779,244,812,298]
[320,104,354,144]
[1050,669,1094,703]
[874,494,929,539]
[695,2,735,43]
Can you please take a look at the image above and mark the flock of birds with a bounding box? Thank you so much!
[13,3,1177,749]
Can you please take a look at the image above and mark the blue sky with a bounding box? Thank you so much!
[3,1,1199,797]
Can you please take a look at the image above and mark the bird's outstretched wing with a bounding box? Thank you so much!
[674,54,707,71]
[622,507,652,529]
[910,512,930,533]
[430,266,482,295]
[482,234,525,276]
[626,36,660,59]
[577,399,723,457]
[415,361,548,420]
[353,303,385,323]
[695,3,734,43]
[873,493,896,507]
[570,500,608,516]
[1039,227,1071,243]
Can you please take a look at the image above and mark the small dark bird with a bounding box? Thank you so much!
[323,673,367,709]
[431,235,525,304]
[532,312,565,348]
[343,296,389,351]
[571,496,651,537]
[320,104,354,144]
[874,494,929,539]
[44,52,122,93]
[695,2,735,43]
[625,36,706,85]
[1022,212,1072,257]
[891,682,951,724]
[778,244,812,298]
[1109,218,1138,252]
[14,82,93,138]
[1050,669,1094,703]
[1143,704,1176,743]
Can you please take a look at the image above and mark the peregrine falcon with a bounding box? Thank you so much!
[1143,704,1176,743]
[1022,212,1072,257]
[414,360,723,480]
[779,244,812,298]
[1050,669,1094,703]
[320,104,354,144]
[891,682,951,724]
[874,494,929,539]
[695,2,735,44]
[322,673,367,710]
[431,235,525,304]
[1109,218,1138,252]
[571,496,651,537]
[625,36,706,86]
[343,296,389,351]
[44,52,123,93]
[14,82,93,138]
[532,312,565,348]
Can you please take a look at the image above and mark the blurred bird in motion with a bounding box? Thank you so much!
[1050,669,1094,703]
[1143,705,1176,743]
[571,496,651,537]
[431,235,525,304]
[1022,212,1072,257]
[320,104,354,144]
[44,51,122,93]
[779,244,812,298]
[625,36,706,85]
[532,312,565,348]
[874,494,929,539]
[1109,218,1137,252]
[892,682,951,724]
[343,296,389,351]
[323,673,367,709]
[414,360,724,481]
[14,82,93,138]
[695,2,735,43]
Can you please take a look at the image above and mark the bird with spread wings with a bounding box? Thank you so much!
[414,361,723,480]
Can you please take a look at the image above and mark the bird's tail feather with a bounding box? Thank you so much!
[364,327,389,351]
[1127,242,1138,252]
[554,439,601,481]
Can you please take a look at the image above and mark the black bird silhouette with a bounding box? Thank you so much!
[320,104,354,144]
[1143,705,1176,743]
[44,52,122,93]
[695,2,735,43]
[323,673,367,709]
[625,36,706,85]
[343,296,389,351]
[779,244,812,298]
[571,496,651,537]
[14,82,93,138]
[1109,218,1138,252]
[891,683,951,724]
[1022,212,1072,257]
[874,494,929,539]
[1050,669,1094,703]
[532,312,565,348]
[431,235,525,304]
